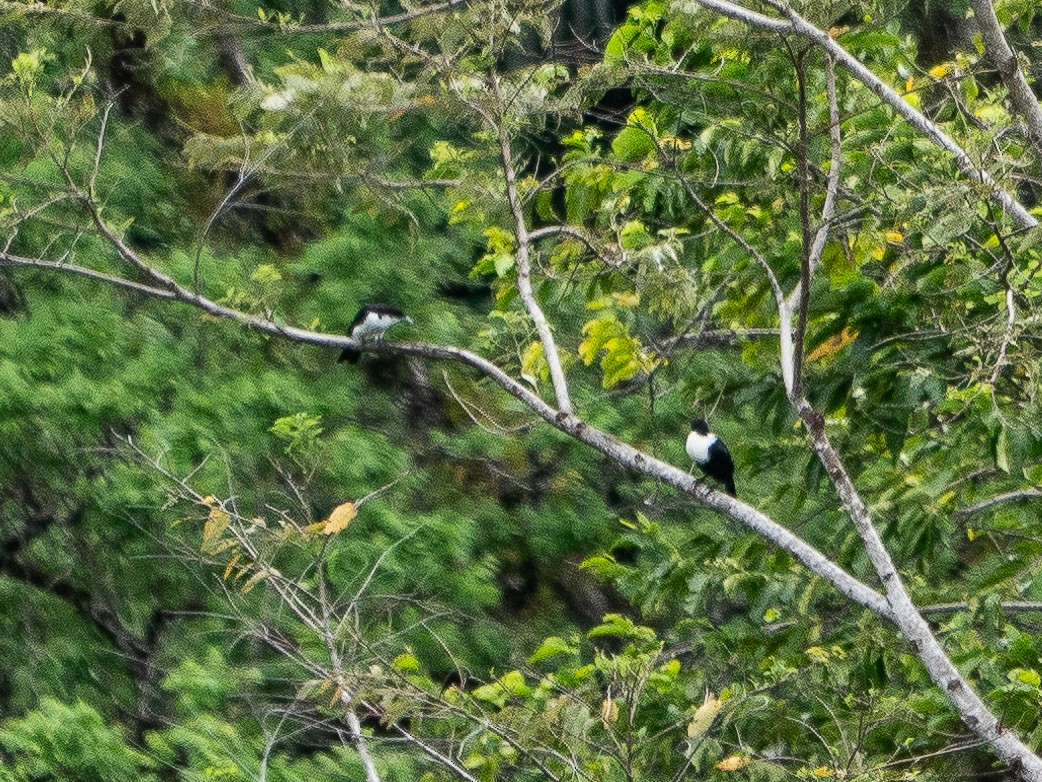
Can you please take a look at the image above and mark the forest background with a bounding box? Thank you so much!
[3,0,1042,780]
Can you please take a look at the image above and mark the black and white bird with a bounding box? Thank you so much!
[339,304,413,364]
[686,417,737,497]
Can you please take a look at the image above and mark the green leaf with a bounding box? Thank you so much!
[1008,668,1041,688]
[995,427,1011,474]
[578,315,649,387]
[580,553,628,579]
[493,253,515,277]
[529,636,576,663]
[393,653,420,671]
[612,126,656,162]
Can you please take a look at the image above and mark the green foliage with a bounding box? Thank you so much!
[0,699,157,782]
[3,0,1042,779]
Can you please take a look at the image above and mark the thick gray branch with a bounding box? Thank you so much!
[0,247,888,619]
[970,0,1042,156]
[795,401,1042,782]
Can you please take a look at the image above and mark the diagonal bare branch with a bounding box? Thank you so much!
[491,75,574,414]
[694,0,1038,231]
[0,239,889,619]
[953,489,1042,521]
[969,0,1042,157]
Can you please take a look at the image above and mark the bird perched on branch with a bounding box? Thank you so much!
[339,304,413,364]
[686,417,737,497]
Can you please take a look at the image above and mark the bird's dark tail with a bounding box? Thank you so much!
[725,479,737,498]
[339,348,361,364]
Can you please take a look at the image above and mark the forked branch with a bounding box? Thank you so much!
[969,0,1042,156]
[694,0,1038,231]
[491,76,574,414]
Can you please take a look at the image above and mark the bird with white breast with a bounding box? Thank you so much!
[339,304,413,364]
[686,417,737,498]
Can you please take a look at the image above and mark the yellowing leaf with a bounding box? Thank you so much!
[687,691,723,739]
[323,501,358,535]
[885,230,904,243]
[716,755,750,771]
[807,327,858,364]
[579,315,651,388]
[805,646,831,664]
[250,263,282,284]
[600,697,619,725]
[393,653,420,671]
[661,134,692,151]
[521,341,548,385]
[222,552,242,581]
[905,76,915,93]
[202,507,230,553]
[241,567,270,594]
[967,527,976,541]
[813,765,835,778]
[1009,668,1041,687]
[614,291,640,308]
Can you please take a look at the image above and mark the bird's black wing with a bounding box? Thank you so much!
[367,304,406,319]
[706,439,737,497]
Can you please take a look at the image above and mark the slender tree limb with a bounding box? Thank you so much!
[953,489,1042,520]
[791,50,814,400]
[343,705,381,782]
[0,251,178,299]
[674,327,779,346]
[693,0,1039,231]
[491,77,573,414]
[694,0,790,31]
[0,0,127,26]
[921,601,1042,615]
[194,0,469,35]
[528,224,598,247]
[789,52,841,400]
[392,725,480,782]
[680,171,793,393]
[969,0,1042,156]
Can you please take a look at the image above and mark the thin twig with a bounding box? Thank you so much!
[953,490,1042,520]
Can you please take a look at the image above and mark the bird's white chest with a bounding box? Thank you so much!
[686,431,717,465]
[353,313,398,339]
